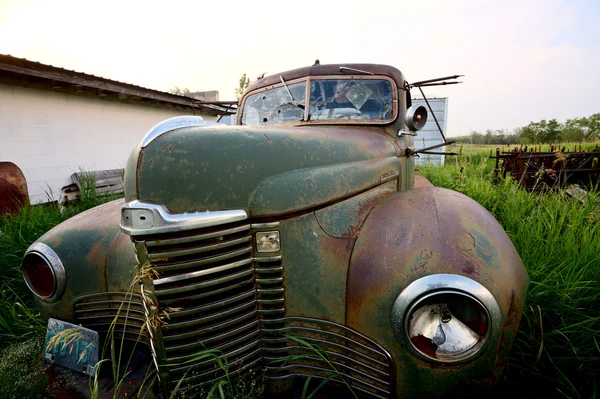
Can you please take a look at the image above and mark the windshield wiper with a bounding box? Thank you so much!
[279,76,295,101]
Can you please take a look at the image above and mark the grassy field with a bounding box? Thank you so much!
[419,143,600,398]
[1,147,599,398]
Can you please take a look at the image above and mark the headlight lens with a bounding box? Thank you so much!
[23,253,56,298]
[405,291,489,362]
[22,243,66,302]
[392,274,502,364]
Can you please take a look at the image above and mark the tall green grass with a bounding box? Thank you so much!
[420,145,600,398]
[0,170,123,348]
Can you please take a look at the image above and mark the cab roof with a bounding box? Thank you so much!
[245,63,406,94]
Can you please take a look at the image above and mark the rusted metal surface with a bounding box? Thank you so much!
[346,187,528,398]
[0,161,29,214]
[413,171,434,189]
[32,199,130,322]
[135,125,398,215]
[491,145,600,190]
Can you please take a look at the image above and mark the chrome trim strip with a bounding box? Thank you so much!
[166,330,260,364]
[264,353,390,384]
[154,269,253,296]
[152,247,252,273]
[74,292,144,301]
[169,339,261,374]
[255,267,284,274]
[262,335,389,368]
[167,290,256,319]
[153,258,253,285]
[146,225,250,247]
[164,320,259,353]
[162,310,258,342]
[159,277,255,306]
[257,298,284,305]
[391,273,502,365]
[140,116,213,148]
[74,300,144,309]
[260,323,387,359]
[148,236,252,260]
[257,288,284,295]
[251,222,280,229]
[76,315,146,324]
[120,200,248,236]
[74,307,145,316]
[174,350,262,388]
[163,300,257,330]
[265,364,388,395]
[254,255,282,263]
[23,242,66,303]
[255,277,283,284]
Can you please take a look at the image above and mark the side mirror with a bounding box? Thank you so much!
[405,105,428,131]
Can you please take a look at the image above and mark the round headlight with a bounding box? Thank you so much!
[22,243,66,302]
[392,274,502,364]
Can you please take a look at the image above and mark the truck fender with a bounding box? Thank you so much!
[346,186,529,396]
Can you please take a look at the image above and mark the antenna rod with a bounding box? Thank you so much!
[410,75,463,87]
[416,81,462,87]
[417,86,447,142]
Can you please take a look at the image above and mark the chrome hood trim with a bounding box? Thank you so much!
[120,200,248,236]
[140,116,217,148]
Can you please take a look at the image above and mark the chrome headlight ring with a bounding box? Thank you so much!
[22,242,66,303]
[391,274,502,364]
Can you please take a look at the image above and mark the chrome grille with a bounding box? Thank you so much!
[262,317,394,399]
[73,292,149,344]
[128,211,393,398]
[138,222,262,391]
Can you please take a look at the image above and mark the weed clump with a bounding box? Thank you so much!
[0,336,47,399]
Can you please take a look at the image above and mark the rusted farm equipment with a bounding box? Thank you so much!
[0,161,29,214]
[491,145,600,191]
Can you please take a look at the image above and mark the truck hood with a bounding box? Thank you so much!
[126,125,398,217]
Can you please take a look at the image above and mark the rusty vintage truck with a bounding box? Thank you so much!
[22,63,529,398]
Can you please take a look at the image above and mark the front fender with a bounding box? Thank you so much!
[29,199,138,322]
[347,187,528,397]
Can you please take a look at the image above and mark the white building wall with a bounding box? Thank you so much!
[412,98,448,166]
[0,83,216,204]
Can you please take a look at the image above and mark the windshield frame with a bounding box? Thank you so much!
[238,75,398,126]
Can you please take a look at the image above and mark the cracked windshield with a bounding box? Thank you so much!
[241,79,393,125]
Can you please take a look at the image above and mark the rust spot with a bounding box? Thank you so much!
[161,143,175,152]
[460,261,476,275]
[467,232,477,247]
[414,249,433,272]
[263,133,272,143]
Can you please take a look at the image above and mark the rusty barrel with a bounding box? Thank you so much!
[0,161,29,214]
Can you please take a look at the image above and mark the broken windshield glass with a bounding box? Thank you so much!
[241,78,395,126]
[241,81,306,126]
[308,79,393,121]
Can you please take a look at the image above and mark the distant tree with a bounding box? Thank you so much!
[235,74,251,100]
[562,117,586,142]
[169,86,191,96]
[583,113,600,141]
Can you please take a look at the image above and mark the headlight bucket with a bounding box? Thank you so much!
[391,274,502,364]
[22,243,66,303]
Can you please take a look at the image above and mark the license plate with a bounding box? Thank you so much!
[44,318,99,376]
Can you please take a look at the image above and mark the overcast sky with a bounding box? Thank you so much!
[1,0,598,136]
